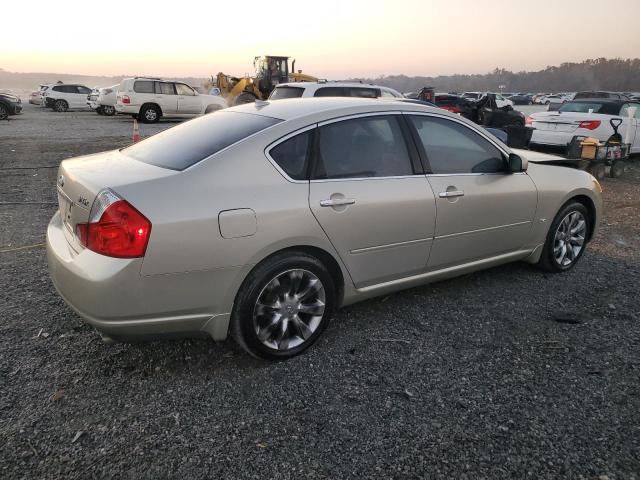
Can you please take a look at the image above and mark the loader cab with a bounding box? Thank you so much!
[254,56,290,96]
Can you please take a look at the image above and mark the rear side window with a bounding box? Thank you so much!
[158,82,176,95]
[409,115,505,174]
[314,87,348,97]
[314,115,413,179]
[270,87,304,100]
[124,112,281,171]
[350,88,379,98]
[269,130,312,180]
[134,81,155,94]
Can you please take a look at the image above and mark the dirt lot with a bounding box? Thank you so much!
[1,104,639,479]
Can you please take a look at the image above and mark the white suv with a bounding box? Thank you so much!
[44,84,93,112]
[115,77,228,123]
[268,81,404,100]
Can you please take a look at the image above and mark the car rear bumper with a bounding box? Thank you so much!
[115,104,138,114]
[46,210,234,342]
[530,129,575,147]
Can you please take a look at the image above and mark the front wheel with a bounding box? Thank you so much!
[102,105,116,116]
[231,252,336,360]
[538,202,590,272]
[0,103,8,120]
[234,92,257,105]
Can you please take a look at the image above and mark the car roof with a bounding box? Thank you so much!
[275,81,398,91]
[227,97,445,122]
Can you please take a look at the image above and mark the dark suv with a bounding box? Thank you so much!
[0,93,23,120]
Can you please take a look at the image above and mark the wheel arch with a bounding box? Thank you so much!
[235,244,347,309]
[569,194,597,241]
[140,102,162,116]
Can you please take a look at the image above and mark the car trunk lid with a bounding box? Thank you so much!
[56,150,176,250]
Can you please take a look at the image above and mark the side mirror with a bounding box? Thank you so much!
[508,153,527,172]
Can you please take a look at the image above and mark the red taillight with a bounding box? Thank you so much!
[441,105,462,113]
[122,95,130,104]
[76,190,151,258]
[525,116,533,125]
[578,120,601,130]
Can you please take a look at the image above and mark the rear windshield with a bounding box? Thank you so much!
[124,112,281,170]
[270,86,304,100]
[559,102,618,115]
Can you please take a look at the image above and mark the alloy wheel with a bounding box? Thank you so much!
[553,211,586,267]
[252,269,326,351]
[145,109,157,121]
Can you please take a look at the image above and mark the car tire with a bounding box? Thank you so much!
[53,100,68,112]
[609,160,624,178]
[234,92,257,105]
[231,252,336,360]
[96,106,104,115]
[102,105,116,116]
[139,104,160,124]
[589,163,606,180]
[0,103,8,120]
[538,201,590,273]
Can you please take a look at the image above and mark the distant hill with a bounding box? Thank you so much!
[0,69,209,95]
[348,58,640,94]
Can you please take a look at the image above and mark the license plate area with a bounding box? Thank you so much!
[58,192,74,234]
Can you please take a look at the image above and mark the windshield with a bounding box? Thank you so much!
[124,112,281,170]
[558,102,608,114]
[270,86,304,100]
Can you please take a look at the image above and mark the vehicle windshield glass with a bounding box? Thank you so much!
[270,87,304,100]
[124,112,281,171]
[559,102,607,113]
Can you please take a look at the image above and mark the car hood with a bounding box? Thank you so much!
[512,148,565,164]
[0,93,19,101]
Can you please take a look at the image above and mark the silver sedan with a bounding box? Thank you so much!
[47,98,602,359]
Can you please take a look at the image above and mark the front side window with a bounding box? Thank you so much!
[269,130,312,180]
[176,83,195,96]
[77,86,91,95]
[124,112,281,171]
[409,115,505,174]
[314,115,413,179]
[134,81,155,94]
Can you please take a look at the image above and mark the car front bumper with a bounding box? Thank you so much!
[46,210,234,342]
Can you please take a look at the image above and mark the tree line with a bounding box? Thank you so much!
[349,58,640,94]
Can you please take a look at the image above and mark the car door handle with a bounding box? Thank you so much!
[320,198,356,207]
[439,190,464,198]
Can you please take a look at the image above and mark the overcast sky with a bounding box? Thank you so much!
[3,0,640,79]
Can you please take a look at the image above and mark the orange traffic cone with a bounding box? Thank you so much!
[132,118,140,143]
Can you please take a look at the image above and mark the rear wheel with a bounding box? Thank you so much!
[139,104,160,123]
[231,252,336,360]
[102,105,116,116]
[589,163,606,180]
[53,100,68,112]
[234,92,257,105]
[0,103,8,120]
[610,160,625,178]
[538,201,590,272]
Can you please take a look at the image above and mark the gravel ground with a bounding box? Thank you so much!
[1,105,639,479]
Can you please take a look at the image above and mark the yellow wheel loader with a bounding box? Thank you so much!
[215,56,317,106]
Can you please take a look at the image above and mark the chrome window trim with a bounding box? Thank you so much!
[426,172,526,177]
[310,175,426,184]
[317,110,403,127]
[264,124,317,184]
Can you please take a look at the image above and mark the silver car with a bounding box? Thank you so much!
[47,98,602,360]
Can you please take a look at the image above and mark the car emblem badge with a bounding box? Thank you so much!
[57,175,64,188]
